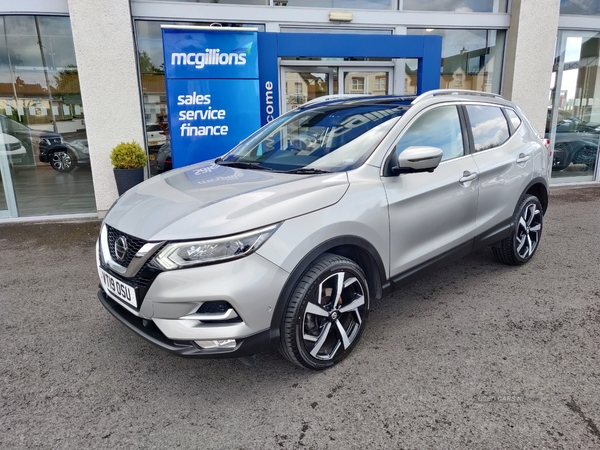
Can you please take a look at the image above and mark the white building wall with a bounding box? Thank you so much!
[67,0,145,216]
[502,0,560,134]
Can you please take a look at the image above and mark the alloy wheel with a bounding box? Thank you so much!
[301,271,366,361]
[515,203,542,259]
[51,151,75,172]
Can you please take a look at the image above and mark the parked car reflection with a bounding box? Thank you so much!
[546,109,599,171]
[156,142,172,174]
[47,139,91,172]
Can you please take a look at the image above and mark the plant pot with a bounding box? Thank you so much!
[113,167,144,196]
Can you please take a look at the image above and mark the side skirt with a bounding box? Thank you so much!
[382,219,512,297]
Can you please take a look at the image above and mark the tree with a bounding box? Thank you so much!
[138,51,162,74]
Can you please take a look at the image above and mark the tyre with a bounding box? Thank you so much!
[572,145,598,169]
[492,195,543,265]
[279,253,369,370]
[50,150,76,172]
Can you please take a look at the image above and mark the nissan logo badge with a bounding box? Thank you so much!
[114,236,128,262]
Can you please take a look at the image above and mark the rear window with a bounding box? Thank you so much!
[147,125,162,132]
[466,105,510,152]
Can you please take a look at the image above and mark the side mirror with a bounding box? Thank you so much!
[392,146,443,175]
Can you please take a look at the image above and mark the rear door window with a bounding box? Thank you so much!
[465,105,510,152]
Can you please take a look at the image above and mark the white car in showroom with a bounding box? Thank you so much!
[0,133,26,163]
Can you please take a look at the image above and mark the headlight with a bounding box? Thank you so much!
[154,223,280,270]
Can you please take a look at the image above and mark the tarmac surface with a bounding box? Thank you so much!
[1,185,599,449]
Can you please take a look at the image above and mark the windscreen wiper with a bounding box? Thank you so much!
[285,167,332,174]
[215,160,273,171]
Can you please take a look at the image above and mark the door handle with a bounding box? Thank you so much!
[516,153,531,163]
[459,171,478,184]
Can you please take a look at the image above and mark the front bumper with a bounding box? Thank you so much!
[98,289,272,358]
[97,234,290,358]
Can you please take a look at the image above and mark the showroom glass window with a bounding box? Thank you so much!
[0,16,93,218]
[560,0,600,15]
[141,0,395,8]
[402,0,507,12]
[547,31,600,183]
[406,29,506,94]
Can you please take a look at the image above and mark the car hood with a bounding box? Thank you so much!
[105,160,349,241]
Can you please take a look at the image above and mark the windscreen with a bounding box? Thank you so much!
[219,102,408,173]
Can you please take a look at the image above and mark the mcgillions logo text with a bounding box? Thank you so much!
[171,43,252,69]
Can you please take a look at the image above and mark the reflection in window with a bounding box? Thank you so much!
[407,29,506,94]
[560,0,600,15]
[506,109,521,131]
[0,15,94,217]
[396,106,464,161]
[351,77,365,92]
[403,0,507,13]
[277,0,393,9]
[466,105,509,151]
[142,0,268,4]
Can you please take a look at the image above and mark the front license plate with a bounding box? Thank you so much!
[149,141,159,146]
[100,269,137,308]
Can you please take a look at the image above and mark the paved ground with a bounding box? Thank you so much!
[1,186,599,449]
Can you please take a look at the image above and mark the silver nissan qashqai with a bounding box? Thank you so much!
[97,89,550,370]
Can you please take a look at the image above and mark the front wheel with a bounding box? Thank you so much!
[279,253,370,370]
[492,195,543,265]
[50,150,77,172]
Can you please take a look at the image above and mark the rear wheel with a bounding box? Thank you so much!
[492,195,543,265]
[50,150,76,172]
[572,145,598,169]
[279,253,369,370]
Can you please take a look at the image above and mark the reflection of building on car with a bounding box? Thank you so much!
[546,109,599,171]
[146,123,167,149]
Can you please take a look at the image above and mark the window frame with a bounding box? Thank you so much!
[382,102,470,176]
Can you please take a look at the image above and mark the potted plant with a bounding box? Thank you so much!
[110,141,147,196]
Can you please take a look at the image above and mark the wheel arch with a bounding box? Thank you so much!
[268,236,386,341]
[523,177,549,214]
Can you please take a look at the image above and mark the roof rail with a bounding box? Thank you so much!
[411,89,504,105]
[301,94,373,107]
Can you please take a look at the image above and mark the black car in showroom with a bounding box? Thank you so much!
[0,114,88,172]
[39,138,90,172]
[546,109,599,171]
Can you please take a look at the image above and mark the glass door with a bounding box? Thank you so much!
[281,67,335,112]
[549,31,600,183]
[0,134,18,218]
[339,68,392,95]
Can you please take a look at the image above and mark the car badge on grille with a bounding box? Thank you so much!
[114,236,129,262]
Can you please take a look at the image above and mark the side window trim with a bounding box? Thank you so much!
[458,104,475,155]
[502,107,515,135]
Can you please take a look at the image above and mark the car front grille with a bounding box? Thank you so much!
[106,225,147,268]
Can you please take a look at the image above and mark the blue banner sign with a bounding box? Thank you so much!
[163,27,261,168]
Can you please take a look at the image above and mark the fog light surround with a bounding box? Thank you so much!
[195,339,237,349]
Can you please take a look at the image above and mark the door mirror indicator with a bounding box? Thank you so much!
[393,146,443,175]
